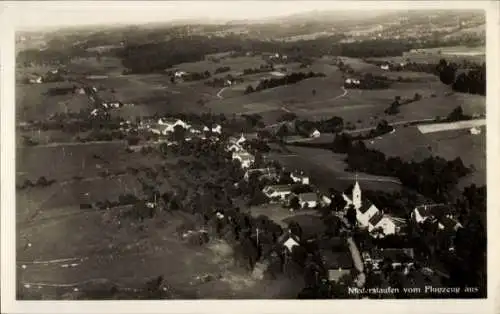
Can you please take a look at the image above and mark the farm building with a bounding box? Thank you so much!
[362,248,415,272]
[27,74,43,84]
[290,171,310,185]
[244,167,278,181]
[319,242,354,283]
[232,150,255,169]
[229,134,247,145]
[309,129,321,138]
[226,143,243,152]
[367,212,407,238]
[470,127,481,135]
[277,231,301,253]
[262,184,294,200]
[297,192,319,209]
[158,118,191,133]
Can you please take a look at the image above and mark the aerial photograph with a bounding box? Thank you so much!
[14,3,486,300]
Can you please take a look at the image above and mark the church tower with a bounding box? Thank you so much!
[352,180,362,210]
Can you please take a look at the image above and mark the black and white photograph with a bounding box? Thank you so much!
[1,1,498,313]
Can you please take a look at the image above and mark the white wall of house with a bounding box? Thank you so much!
[368,217,396,236]
[300,200,317,208]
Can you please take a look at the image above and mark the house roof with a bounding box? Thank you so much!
[389,216,407,227]
[440,216,462,231]
[368,211,384,226]
[264,184,293,193]
[359,201,375,214]
[298,192,318,202]
[320,250,354,270]
[414,204,450,219]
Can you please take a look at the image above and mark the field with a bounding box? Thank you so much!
[267,145,402,193]
[366,125,486,187]
[16,83,91,121]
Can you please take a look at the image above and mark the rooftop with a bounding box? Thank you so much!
[298,192,318,202]
[368,211,384,226]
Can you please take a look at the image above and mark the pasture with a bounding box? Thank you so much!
[366,125,486,187]
[16,83,90,122]
[268,146,402,193]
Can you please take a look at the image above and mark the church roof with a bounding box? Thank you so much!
[359,201,375,214]
[369,212,385,226]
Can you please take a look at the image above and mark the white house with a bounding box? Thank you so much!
[203,126,211,132]
[290,171,310,185]
[309,129,321,138]
[297,192,318,209]
[282,234,300,252]
[470,127,481,135]
[368,212,406,238]
[226,143,243,152]
[244,167,277,181]
[28,76,43,84]
[363,248,414,271]
[159,118,191,133]
[232,151,255,169]
[412,204,449,224]
[380,64,390,70]
[262,184,294,200]
[211,124,222,134]
[174,71,187,78]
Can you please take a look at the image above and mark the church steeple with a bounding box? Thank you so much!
[353,174,362,209]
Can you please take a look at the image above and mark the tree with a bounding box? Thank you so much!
[346,204,357,227]
[244,85,254,94]
[290,196,300,210]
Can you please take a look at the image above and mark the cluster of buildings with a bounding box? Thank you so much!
[226,134,255,169]
[342,181,407,238]
[139,117,223,141]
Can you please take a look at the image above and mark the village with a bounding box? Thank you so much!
[85,106,466,296]
[13,8,487,301]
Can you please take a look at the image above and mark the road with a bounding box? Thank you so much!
[216,87,227,99]
[344,118,436,135]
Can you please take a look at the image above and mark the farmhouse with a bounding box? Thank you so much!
[297,192,318,209]
[277,230,301,253]
[263,184,294,200]
[470,127,481,135]
[290,171,310,185]
[27,74,43,84]
[309,129,321,138]
[229,134,247,145]
[158,118,191,133]
[211,124,222,134]
[174,71,187,78]
[232,151,255,169]
[412,204,462,233]
[411,204,451,224]
[318,238,354,282]
[244,167,278,181]
[367,212,406,238]
[362,248,415,271]
[226,143,243,152]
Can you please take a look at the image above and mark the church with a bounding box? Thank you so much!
[342,180,406,238]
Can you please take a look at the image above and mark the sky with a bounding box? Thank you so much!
[3,1,487,30]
